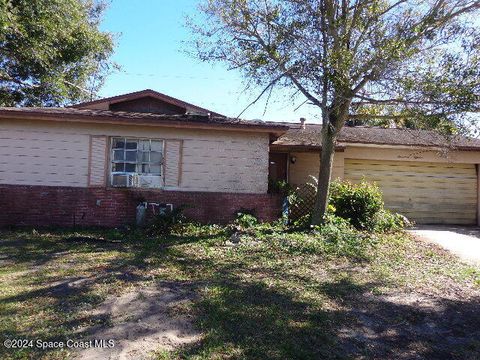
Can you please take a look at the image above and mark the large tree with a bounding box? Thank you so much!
[190,0,480,224]
[0,0,114,106]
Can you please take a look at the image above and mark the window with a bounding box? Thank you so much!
[110,137,164,187]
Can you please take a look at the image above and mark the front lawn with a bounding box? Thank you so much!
[0,226,479,359]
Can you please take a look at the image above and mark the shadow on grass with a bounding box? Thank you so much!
[1,230,480,359]
[174,274,480,359]
[0,229,213,359]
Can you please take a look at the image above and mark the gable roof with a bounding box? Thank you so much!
[0,107,287,134]
[272,123,480,151]
[71,89,224,117]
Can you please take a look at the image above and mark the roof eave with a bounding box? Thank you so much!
[271,141,480,151]
[270,143,346,152]
[0,110,288,135]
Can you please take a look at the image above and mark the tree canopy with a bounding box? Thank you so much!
[0,0,115,107]
[191,0,480,133]
[190,0,480,223]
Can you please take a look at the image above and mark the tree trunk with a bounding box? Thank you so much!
[311,123,337,226]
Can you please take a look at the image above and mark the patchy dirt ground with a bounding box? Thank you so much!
[1,229,480,359]
[337,291,480,359]
[76,282,200,360]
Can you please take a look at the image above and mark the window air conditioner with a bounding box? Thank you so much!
[111,174,140,188]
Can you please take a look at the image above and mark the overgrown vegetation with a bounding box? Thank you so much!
[146,205,189,236]
[1,223,479,360]
[290,179,409,233]
[0,182,476,359]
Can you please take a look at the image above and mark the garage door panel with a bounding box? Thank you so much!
[404,217,475,225]
[346,169,477,181]
[347,177,476,190]
[346,160,474,170]
[379,188,477,199]
[345,159,477,225]
[347,174,477,184]
[387,202,475,213]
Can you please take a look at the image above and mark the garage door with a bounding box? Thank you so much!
[344,159,478,224]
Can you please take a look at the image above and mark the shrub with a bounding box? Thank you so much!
[172,222,227,238]
[233,212,259,230]
[268,179,291,194]
[281,214,375,259]
[290,214,311,230]
[374,209,412,233]
[329,180,384,231]
[314,213,375,259]
[146,205,187,236]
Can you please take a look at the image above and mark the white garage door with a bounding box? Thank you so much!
[345,159,478,225]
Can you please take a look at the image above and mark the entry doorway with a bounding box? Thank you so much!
[268,152,288,192]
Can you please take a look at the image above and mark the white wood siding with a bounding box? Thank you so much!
[0,120,270,194]
[0,124,89,187]
[181,136,268,192]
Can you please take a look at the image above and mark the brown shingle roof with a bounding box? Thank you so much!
[0,107,288,133]
[273,123,480,150]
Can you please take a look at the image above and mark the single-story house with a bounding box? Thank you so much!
[0,89,479,227]
[0,89,287,227]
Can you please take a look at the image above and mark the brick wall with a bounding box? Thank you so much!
[0,185,283,228]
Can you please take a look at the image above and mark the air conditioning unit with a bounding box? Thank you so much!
[111,174,140,188]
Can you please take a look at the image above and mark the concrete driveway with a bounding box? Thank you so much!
[408,226,480,266]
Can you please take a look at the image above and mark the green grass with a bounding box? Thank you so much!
[0,225,479,359]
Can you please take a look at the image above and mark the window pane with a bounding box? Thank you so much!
[137,151,149,163]
[113,149,125,161]
[112,163,125,172]
[139,140,150,151]
[125,163,136,172]
[125,151,137,162]
[150,141,163,151]
[140,164,150,173]
[110,138,164,182]
[125,140,138,150]
[150,164,161,174]
[113,138,125,149]
[150,151,162,164]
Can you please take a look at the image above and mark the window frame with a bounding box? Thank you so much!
[109,137,165,187]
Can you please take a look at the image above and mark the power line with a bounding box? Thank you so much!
[112,70,232,82]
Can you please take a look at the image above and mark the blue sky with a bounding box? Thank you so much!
[99,0,319,123]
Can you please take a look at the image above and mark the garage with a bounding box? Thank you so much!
[344,159,478,225]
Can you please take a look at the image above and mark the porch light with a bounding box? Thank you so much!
[290,156,297,164]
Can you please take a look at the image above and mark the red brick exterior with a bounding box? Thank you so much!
[0,185,283,228]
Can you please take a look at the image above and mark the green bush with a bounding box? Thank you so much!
[374,209,411,233]
[289,214,311,230]
[314,213,375,259]
[280,214,375,259]
[146,205,187,236]
[233,212,259,230]
[329,180,384,231]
